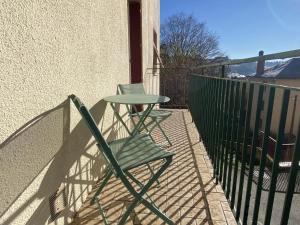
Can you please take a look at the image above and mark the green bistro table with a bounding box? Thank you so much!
[104,94,170,137]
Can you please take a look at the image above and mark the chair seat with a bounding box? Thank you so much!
[132,110,172,118]
[109,134,174,170]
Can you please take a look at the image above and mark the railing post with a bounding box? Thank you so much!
[230,82,247,209]
[252,86,275,225]
[280,120,300,225]
[221,65,225,78]
[219,80,230,182]
[256,50,265,76]
[217,79,227,182]
[226,81,240,198]
[236,83,254,220]
[223,81,235,191]
[264,89,290,225]
[243,84,264,224]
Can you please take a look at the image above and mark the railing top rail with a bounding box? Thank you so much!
[197,49,300,68]
[190,73,300,92]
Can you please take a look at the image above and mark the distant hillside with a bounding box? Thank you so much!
[230,61,283,75]
[257,58,300,78]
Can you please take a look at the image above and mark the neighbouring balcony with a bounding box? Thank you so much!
[71,110,237,225]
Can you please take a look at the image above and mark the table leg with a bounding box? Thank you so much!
[110,103,132,135]
[132,104,151,133]
[131,104,155,136]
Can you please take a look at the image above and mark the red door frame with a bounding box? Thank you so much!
[129,1,142,84]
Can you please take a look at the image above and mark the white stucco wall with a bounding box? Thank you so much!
[271,79,300,136]
[249,78,300,136]
[142,0,160,95]
[0,0,160,224]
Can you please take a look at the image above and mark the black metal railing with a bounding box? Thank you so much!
[187,49,300,225]
[145,66,191,108]
[160,67,191,108]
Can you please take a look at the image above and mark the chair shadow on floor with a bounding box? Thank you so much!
[0,97,129,225]
[72,110,218,225]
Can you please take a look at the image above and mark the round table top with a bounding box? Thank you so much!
[104,94,170,104]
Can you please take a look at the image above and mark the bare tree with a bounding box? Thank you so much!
[161,13,221,68]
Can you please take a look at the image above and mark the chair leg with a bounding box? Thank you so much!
[125,171,157,205]
[147,163,160,186]
[95,198,110,225]
[125,172,171,223]
[141,120,156,143]
[119,156,173,225]
[156,119,172,146]
[118,198,140,225]
[140,157,174,224]
[147,116,171,146]
[90,170,113,205]
[141,197,174,225]
[119,194,174,225]
[126,164,160,187]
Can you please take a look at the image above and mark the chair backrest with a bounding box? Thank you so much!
[118,83,146,95]
[69,94,123,174]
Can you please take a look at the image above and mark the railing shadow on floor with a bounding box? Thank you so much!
[71,110,223,225]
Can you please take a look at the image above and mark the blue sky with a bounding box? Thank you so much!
[161,0,300,59]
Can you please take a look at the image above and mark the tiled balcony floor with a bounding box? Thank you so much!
[71,110,237,225]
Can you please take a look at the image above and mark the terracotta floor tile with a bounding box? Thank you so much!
[71,110,236,225]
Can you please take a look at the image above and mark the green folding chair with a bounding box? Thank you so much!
[69,94,175,225]
[118,83,172,146]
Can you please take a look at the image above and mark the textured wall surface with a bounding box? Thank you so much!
[0,0,159,224]
[142,0,160,95]
[272,79,300,135]
[249,78,300,136]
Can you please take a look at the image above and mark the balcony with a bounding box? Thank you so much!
[71,110,237,225]
[69,49,300,225]
[2,46,300,225]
